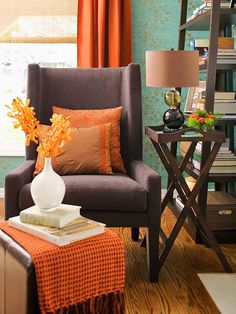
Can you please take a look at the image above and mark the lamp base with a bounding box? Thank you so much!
[163,108,185,132]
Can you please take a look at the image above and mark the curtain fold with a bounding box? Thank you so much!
[77,0,132,68]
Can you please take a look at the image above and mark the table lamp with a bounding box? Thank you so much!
[146,50,199,132]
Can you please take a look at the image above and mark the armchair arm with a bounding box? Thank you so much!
[129,160,161,224]
[5,160,35,220]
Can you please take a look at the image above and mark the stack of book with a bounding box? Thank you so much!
[192,139,236,173]
[217,48,236,64]
[214,91,236,113]
[187,1,231,22]
[200,90,236,114]
[9,204,105,246]
[190,38,235,66]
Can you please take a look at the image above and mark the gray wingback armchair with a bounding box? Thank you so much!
[5,63,161,282]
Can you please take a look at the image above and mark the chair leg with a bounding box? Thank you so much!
[131,227,139,241]
[146,226,159,282]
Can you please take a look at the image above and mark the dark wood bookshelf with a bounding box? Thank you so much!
[178,0,236,243]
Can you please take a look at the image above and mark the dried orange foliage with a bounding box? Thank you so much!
[6,98,39,146]
[6,98,74,157]
[37,114,74,157]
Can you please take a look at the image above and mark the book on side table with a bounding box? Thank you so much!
[9,215,106,246]
[20,204,81,228]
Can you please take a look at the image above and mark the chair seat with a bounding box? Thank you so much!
[19,173,147,212]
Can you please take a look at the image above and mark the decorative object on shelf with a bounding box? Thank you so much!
[6,98,74,210]
[186,108,220,130]
[146,50,199,132]
[185,80,206,113]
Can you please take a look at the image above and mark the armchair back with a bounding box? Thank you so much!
[26,64,142,170]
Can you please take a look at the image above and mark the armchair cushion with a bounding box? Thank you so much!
[35,123,113,175]
[52,106,126,173]
[18,174,147,212]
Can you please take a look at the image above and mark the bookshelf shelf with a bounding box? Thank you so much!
[178,0,236,243]
[180,9,236,31]
[199,63,236,71]
[184,160,236,183]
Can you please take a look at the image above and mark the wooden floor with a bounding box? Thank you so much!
[1,199,236,314]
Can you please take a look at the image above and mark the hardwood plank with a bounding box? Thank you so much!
[1,199,235,313]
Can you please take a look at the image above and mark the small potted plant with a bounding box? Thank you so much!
[186,108,220,130]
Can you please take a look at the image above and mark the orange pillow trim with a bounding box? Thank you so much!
[52,106,126,173]
[34,123,113,175]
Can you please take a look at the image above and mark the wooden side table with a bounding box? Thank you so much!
[145,125,233,275]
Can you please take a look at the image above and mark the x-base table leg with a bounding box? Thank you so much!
[152,140,233,274]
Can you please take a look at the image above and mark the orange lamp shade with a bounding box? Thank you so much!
[146,50,199,88]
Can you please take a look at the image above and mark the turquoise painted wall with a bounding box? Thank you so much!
[0,157,24,187]
[0,0,226,189]
[132,0,200,186]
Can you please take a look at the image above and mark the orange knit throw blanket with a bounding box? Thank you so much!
[0,222,125,314]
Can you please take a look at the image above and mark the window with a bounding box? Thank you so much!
[0,0,77,156]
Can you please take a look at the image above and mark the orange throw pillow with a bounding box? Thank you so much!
[34,123,112,175]
[52,106,126,173]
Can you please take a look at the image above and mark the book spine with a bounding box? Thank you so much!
[193,151,201,161]
[192,159,201,171]
[20,212,60,228]
[9,220,61,245]
[214,103,236,114]
[214,92,235,100]
[175,196,184,209]
[190,39,209,49]
[191,38,234,50]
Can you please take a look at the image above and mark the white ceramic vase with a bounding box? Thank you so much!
[30,157,66,210]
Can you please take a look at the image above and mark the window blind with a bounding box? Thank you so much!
[0,0,77,43]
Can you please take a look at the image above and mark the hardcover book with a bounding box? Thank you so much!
[190,38,234,50]
[20,204,81,228]
[9,215,106,246]
[214,92,235,100]
[192,159,236,173]
[214,102,236,114]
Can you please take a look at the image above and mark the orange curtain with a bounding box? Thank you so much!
[77,0,132,68]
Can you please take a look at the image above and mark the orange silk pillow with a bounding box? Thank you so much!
[34,123,113,175]
[52,106,126,173]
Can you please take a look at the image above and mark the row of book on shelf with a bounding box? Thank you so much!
[9,204,106,246]
[185,1,236,114]
[191,138,236,174]
[189,1,235,66]
[191,36,236,64]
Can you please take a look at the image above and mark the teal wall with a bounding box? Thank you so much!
[0,157,24,187]
[0,0,220,189]
[132,0,200,186]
